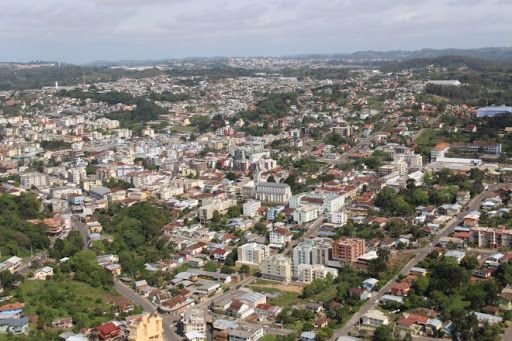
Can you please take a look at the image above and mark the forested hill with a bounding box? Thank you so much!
[0,64,162,90]
[337,47,512,62]
[380,55,512,73]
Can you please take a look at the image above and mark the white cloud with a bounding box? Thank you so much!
[0,0,510,62]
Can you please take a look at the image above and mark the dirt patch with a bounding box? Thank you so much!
[253,283,304,293]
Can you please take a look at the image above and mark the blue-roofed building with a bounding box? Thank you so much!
[0,317,29,335]
[472,311,503,325]
[476,106,512,118]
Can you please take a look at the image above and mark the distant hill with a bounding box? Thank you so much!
[0,64,163,90]
[332,47,512,62]
[379,55,512,73]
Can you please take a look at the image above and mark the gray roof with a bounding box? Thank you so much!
[0,317,29,327]
[89,186,111,196]
[257,182,290,188]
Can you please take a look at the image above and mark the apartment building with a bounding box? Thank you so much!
[297,264,338,284]
[198,199,237,223]
[20,172,47,189]
[292,239,332,275]
[243,199,261,217]
[236,243,270,267]
[470,227,512,248]
[332,237,366,262]
[327,211,347,225]
[182,309,206,335]
[293,206,319,224]
[260,255,292,283]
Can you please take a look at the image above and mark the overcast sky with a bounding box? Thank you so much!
[1,0,511,63]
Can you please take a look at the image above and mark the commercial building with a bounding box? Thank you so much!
[476,106,512,118]
[260,255,292,283]
[289,192,345,213]
[452,141,502,155]
[430,143,450,161]
[332,237,366,262]
[255,182,292,204]
[127,313,163,341]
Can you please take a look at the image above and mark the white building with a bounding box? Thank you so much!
[20,172,47,189]
[327,211,347,225]
[293,206,318,224]
[292,239,332,275]
[198,199,237,223]
[182,309,206,335]
[290,192,345,213]
[296,264,338,284]
[255,182,292,204]
[236,243,270,267]
[243,200,261,218]
[361,309,389,327]
[228,328,265,341]
[260,255,292,283]
[269,228,293,247]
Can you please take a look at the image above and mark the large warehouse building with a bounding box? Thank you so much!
[476,106,512,117]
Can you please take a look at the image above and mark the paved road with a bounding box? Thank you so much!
[502,323,512,341]
[71,215,89,250]
[282,214,325,256]
[114,280,179,341]
[330,185,498,340]
[16,251,48,275]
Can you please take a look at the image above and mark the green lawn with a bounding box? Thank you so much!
[309,284,337,303]
[415,129,447,147]
[249,285,280,294]
[261,336,279,341]
[252,279,277,286]
[285,320,304,331]
[270,292,302,308]
[170,125,195,133]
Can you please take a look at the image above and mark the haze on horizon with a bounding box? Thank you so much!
[1,0,511,64]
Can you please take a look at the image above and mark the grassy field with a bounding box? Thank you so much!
[415,129,447,147]
[269,292,302,308]
[17,279,121,330]
[170,125,195,133]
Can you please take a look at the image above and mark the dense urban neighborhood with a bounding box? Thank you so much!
[1,52,512,341]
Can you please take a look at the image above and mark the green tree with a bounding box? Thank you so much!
[460,255,479,270]
[372,325,393,341]
[204,261,218,272]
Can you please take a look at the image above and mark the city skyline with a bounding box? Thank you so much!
[1,0,511,63]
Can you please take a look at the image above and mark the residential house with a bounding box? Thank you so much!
[361,309,389,327]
